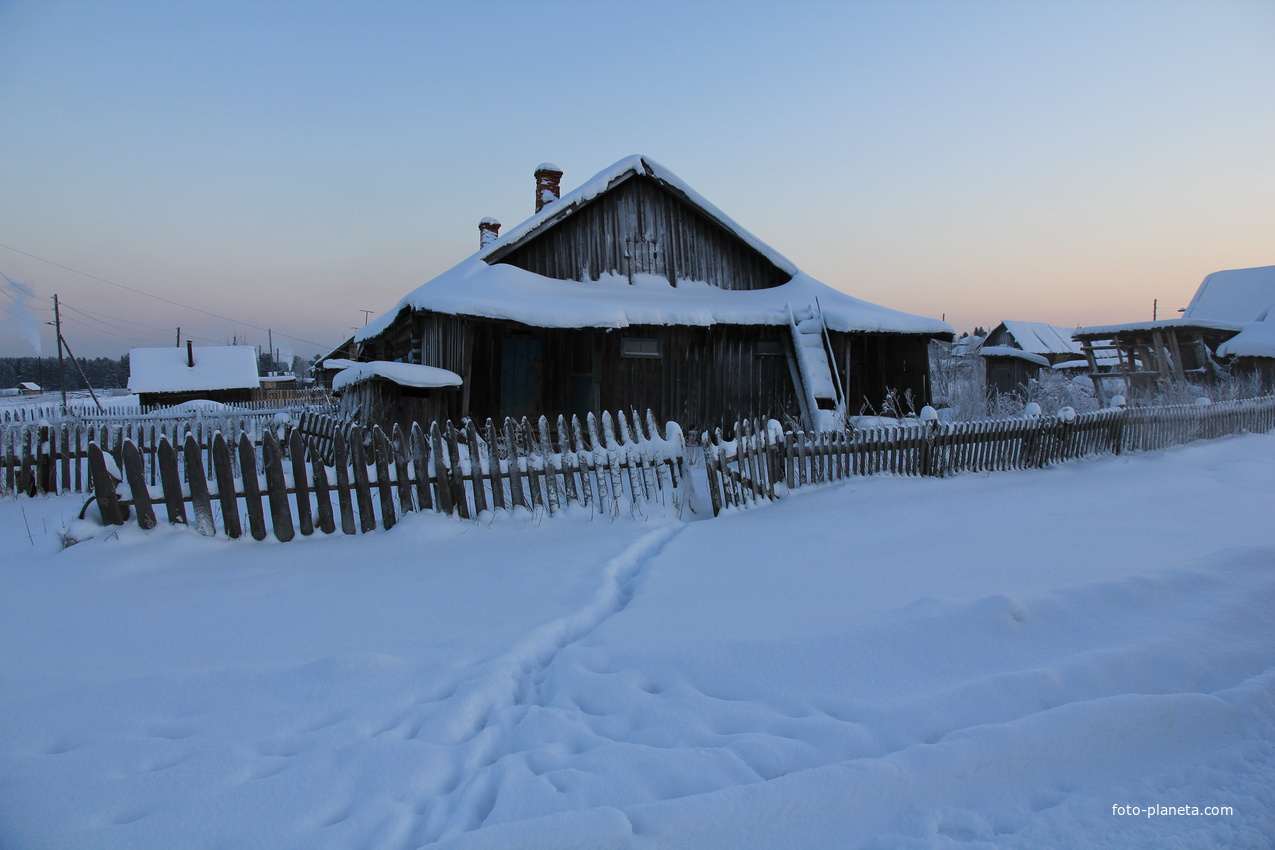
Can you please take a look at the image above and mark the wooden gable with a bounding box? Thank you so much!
[485,174,791,291]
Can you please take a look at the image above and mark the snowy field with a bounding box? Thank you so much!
[1,434,1274,849]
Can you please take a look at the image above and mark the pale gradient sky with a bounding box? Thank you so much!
[1,0,1272,359]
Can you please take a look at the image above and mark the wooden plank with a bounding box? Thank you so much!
[431,422,455,515]
[309,438,336,534]
[289,430,315,535]
[212,433,241,539]
[238,432,268,541]
[262,430,295,542]
[373,426,397,531]
[586,413,611,513]
[333,429,357,534]
[557,415,578,507]
[538,416,560,514]
[504,418,527,511]
[185,433,216,536]
[571,415,593,509]
[349,426,377,533]
[411,422,433,512]
[465,421,488,515]
[446,422,470,519]
[122,440,157,530]
[486,419,506,511]
[157,437,187,525]
[392,424,415,515]
[520,419,545,511]
[88,442,126,525]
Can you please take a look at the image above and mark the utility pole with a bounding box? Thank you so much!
[176,327,181,346]
[53,294,67,413]
[1153,299,1158,321]
[267,328,274,372]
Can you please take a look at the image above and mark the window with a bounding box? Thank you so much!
[620,338,662,358]
[755,340,784,357]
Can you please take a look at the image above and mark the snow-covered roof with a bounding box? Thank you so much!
[18,381,40,391]
[128,346,260,394]
[992,321,1082,356]
[977,346,1050,367]
[358,156,952,341]
[332,361,463,392]
[1078,264,1275,338]
[321,358,359,371]
[1183,264,1275,324]
[1217,320,1275,358]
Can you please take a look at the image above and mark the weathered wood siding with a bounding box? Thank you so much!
[493,177,790,291]
[836,332,932,415]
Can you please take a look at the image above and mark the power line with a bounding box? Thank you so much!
[0,241,337,349]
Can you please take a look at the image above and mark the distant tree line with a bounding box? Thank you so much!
[0,356,130,391]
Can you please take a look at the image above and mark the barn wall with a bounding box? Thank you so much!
[496,178,790,291]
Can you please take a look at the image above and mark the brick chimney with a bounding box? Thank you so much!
[478,217,501,248]
[534,163,563,213]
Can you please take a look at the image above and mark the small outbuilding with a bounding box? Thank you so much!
[977,321,1082,395]
[128,343,261,408]
[18,381,42,396]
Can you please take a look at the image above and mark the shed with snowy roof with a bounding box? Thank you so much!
[978,321,1083,395]
[127,343,260,408]
[353,156,953,431]
[1074,264,1275,402]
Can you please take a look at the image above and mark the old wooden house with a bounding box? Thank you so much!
[128,343,260,408]
[978,321,1083,395]
[348,156,952,433]
[1075,264,1275,402]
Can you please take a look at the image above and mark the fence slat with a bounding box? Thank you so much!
[411,422,433,512]
[239,433,268,541]
[185,433,216,536]
[262,431,295,542]
[373,426,397,531]
[350,426,377,534]
[212,433,241,539]
[122,440,157,530]
[333,430,357,535]
[289,430,315,536]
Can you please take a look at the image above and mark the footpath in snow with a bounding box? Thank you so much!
[0,433,1273,848]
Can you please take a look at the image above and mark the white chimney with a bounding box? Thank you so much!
[534,163,563,213]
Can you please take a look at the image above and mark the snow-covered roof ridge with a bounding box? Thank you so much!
[479,154,799,278]
[995,321,1082,355]
[127,345,260,394]
[357,156,953,342]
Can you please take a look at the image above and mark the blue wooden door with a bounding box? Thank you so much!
[501,338,542,419]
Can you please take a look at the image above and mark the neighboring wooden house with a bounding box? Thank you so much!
[977,321,1083,395]
[128,343,260,408]
[352,156,952,432]
[1075,264,1275,402]
[18,381,42,396]
[312,336,358,389]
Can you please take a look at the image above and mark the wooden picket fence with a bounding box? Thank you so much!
[705,396,1275,514]
[1,411,307,497]
[88,410,686,541]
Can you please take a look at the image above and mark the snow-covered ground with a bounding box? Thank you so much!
[2,434,1274,848]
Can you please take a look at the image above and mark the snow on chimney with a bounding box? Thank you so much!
[186,340,194,368]
[534,163,563,213]
[479,217,501,248]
